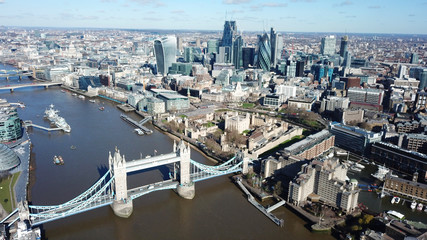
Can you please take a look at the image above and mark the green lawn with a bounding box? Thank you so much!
[0,172,20,213]
[259,135,305,158]
[241,103,255,109]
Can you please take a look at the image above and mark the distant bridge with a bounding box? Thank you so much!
[0,69,34,80]
[1,140,249,230]
[0,82,62,92]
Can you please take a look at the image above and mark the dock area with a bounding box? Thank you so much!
[23,120,63,132]
[235,177,284,227]
[120,114,153,134]
[117,104,135,112]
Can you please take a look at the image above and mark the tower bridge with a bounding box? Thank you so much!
[1,140,249,232]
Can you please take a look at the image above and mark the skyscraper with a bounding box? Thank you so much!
[257,33,271,71]
[154,36,177,76]
[339,36,348,58]
[207,40,219,54]
[221,21,237,48]
[320,35,336,56]
[233,35,243,69]
[411,53,419,64]
[242,47,255,69]
[270,28,279,68]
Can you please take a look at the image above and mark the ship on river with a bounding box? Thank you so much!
[44,104,71,133]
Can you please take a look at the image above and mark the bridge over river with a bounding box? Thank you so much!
[1,140,249,234]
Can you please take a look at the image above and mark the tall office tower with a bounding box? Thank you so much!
[286,58,296,77]
[218,46,231,63]
[270,27,282,68]
[184,47,194,62]
[339,35,348,58]
[176,36,183,52]
[419,69,427,90]
[196,38,201,48]
[242,47,255,69]
[320,35,336,56]
[222,21,237,48]
[398,65,407,79]
[257,33,271,71]
[296,60,305,77]
[154,36,177,76]
[233,35,243,69]
[207,39,219,54]
[343,52,352,68]
[411,53,419,64]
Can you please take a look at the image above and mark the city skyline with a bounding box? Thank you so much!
[0,0,426,35]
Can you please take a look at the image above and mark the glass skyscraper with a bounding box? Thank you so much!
[233,35,243,69]
[257,33,271,72]
[154,36,177,76]
[221,21,237,48]
[270,28,283,68]
[339,35,348,58]
[320,35,336,56]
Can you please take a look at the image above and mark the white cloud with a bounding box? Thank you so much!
[223,0,251,5]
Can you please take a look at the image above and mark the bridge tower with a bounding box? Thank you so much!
[109,147,133,218]
[176,140,195,199]
[236,150,250,175]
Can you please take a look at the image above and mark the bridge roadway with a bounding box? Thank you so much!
[126,153,180,173]
[0,82,62,91]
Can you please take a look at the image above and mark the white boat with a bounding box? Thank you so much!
[391,196,396,204]
[417,203,423,211]
[411,201,417,210]
[72,93,77,96]
[371,165,390,181]
[350,166,362,172]
[89,99,95,103]
[387,210,405,220]
[395,197,400,204]
[336,151,348,156]
[78,95,85,99]
[44,104,71,133]
[354,163,365,169]
[134,128,144,135]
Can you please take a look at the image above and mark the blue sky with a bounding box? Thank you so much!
[0,0,426,34]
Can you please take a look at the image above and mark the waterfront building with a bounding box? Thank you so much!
[0,106,23,143]
[288,158,359,213]
[383,174,427,203]
[329,122,382,155]
[154,36,177,76]
[257,33,271,71]
[283,129,335,160]
[78,76,102,91]
[156,93,189,112]
[371,142,427,182]
[339,36,348,58]
[0,144,20,171]
[224,112,250,133]
[320,35,336,56]
[138,97,166,115]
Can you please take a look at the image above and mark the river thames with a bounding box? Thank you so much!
[0,67,334,239]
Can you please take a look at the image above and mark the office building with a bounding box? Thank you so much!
[329,122,382,155]
[221,21,237,48]
[320,35,336,56]
[233,35,243,69]
[371,142,427,182]
[296,60,305,77]
[270,28,282,68]
[402,134,427,154]
[242,47,255,69]
[347,87,384,106]
[320,96,350,112]
[0,106,23,143]
[168,63,192,76]
[410,52,419,64]
[339,36,348,58]
[207,39,219,54]
[154,36,177,76]
[257,33,271,71]
[384,175,427,202]
[283,130,335,160]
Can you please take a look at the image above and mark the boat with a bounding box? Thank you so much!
[371,165,390,181]
[417,203,423,211]
[44,104,71,133]
[387,210,405,220]
[72,93,77,96]
[395,197,400,204]
[70,145,76,150]
[134,128,144,135]
[89,99,95,103]
[336,151,348,156]
[411,201,417,210]
[78,95,85,99]
[53,155,64,165]
[99,106,104,111]
[61,90,65,93]
[354,163,365,169]
[391,196,396,204]
[349,166,362,172]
